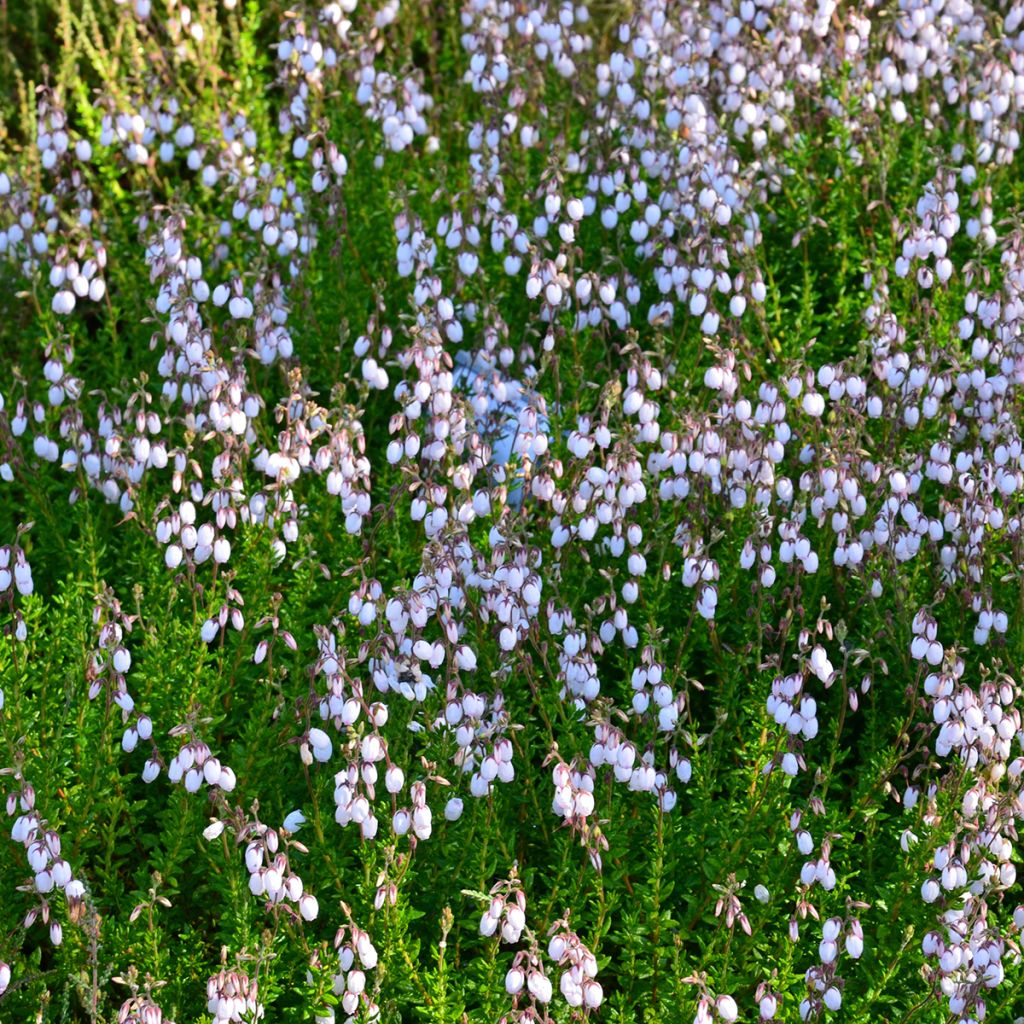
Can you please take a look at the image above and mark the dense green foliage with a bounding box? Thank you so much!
[1,2,1024,1024]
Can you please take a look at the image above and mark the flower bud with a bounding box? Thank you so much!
[717,994,738,1022]
[527,971,552,1004]
[203,820,226,841]
[385,766,405,793]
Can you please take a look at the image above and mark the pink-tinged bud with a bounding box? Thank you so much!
[716,995,738,1022]
[299,894,319,921]
[50,922,63,945]
[245,844,262,874]
[0,962,10,994]
[504,907,525,937]
[203,820,225,842]
[561,972,583,1007]
[265,867,285,899]
[845,919,864,959]
[283,810,306,833]
[527,971,552,1004]
[760,994,777,1018]
[505,968,524,995]
[444,798,463,821]
[309,728,332,762]
[356,935,378,969]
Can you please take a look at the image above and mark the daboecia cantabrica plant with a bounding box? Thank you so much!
[1,1,1024,1022]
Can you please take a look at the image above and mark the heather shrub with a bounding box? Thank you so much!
[1,2,1023,1023]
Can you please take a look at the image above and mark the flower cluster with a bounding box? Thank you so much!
[118,992,171,1024]
[162,723,237,795]
[206,966,263,1023]
[227,817,319,921]
[549,755,606,870]
[547,919,603,1010]
[480,876,527,944]
[0,537,32,644]
[5,770,85,947]
[331,916,380,1024]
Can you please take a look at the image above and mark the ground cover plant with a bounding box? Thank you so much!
[1,0,1023,1022]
